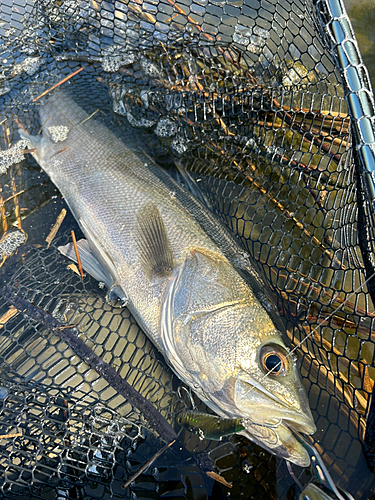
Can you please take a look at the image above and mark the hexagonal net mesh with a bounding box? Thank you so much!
[0,0,375,498]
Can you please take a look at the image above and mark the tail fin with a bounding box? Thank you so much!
[19,129,42,149]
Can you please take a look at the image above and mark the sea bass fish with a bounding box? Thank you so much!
[22,90,316,466]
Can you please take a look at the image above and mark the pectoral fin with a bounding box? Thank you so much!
[135,203,174,278]
[59,239,111,285]
[58,239,128,306]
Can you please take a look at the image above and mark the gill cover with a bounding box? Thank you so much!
[161,248,250,397]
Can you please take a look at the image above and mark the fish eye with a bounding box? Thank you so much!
[259,344,289,376]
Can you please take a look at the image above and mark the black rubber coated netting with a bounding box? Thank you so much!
[0,0,375,498]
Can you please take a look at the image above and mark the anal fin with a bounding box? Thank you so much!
[136,203,173,278]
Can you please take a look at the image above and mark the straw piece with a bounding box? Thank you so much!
[46,209,67,248]
[33,66,87,102]
[71,230,84,279]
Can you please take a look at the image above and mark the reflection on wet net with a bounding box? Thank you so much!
[0,0,375,498]
[0,233,284,499]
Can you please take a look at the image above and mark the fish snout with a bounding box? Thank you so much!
[282,411,316,436]
[268,383,316,436]
[234,372,316,465]
[238,395,316,439]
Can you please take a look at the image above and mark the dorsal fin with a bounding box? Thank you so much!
[135,203,174,278]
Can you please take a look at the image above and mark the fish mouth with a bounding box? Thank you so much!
[240,420,308,467]
[241,414,316,467]
[208,382,316,466]
[282,414,316,436]
[233,375,316,466]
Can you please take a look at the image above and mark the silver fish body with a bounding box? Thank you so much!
[23,91,316,466]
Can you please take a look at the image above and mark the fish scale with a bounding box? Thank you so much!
[23,89,316,466]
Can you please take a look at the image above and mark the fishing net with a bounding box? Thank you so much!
[0,0,375,498]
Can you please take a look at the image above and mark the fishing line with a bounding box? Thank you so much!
[234,268,375,440]
[258,268,375,384]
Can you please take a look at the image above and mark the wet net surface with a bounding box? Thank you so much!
[0,0,375,498]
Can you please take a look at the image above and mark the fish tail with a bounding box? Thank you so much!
[19,129,42,149]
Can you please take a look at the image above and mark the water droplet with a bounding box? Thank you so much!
[242,460,253,473]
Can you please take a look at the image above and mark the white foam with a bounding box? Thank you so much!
[0,84,10,96]
[101,45,137,72]
[0,230,27,257]
[126,110,156,128]
[140,57,160,77]
[47,125,70,143]
[155,118,177,138]
[111,87,156,127]
[171,135,188,154]
[0,139,32,174]
[12,57,43,77]
[101,53,137,72]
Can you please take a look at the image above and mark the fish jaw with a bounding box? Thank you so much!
[191,372,315,467]
[231,353,316,466]
[240,422,311,467]
[234,367,316,434]
[233,374,315,467]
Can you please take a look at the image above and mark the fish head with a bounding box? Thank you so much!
[165,248,315,466]
[233,334,316,466]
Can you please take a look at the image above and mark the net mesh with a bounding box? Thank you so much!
[0,0,375,498]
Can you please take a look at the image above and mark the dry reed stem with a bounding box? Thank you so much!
[33,66,87,102]
[0,193,7,233]
[53,147,68,156]
[0,190,26,208]
[67,263,81,276]
[206,471,232,488]
[0,432,22,439]
[38,116,50,135]
[0,306,18,328]
[10,167,21,229]
[71,109,99,130]
[46,209,67,248]
[122,440,176,489]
